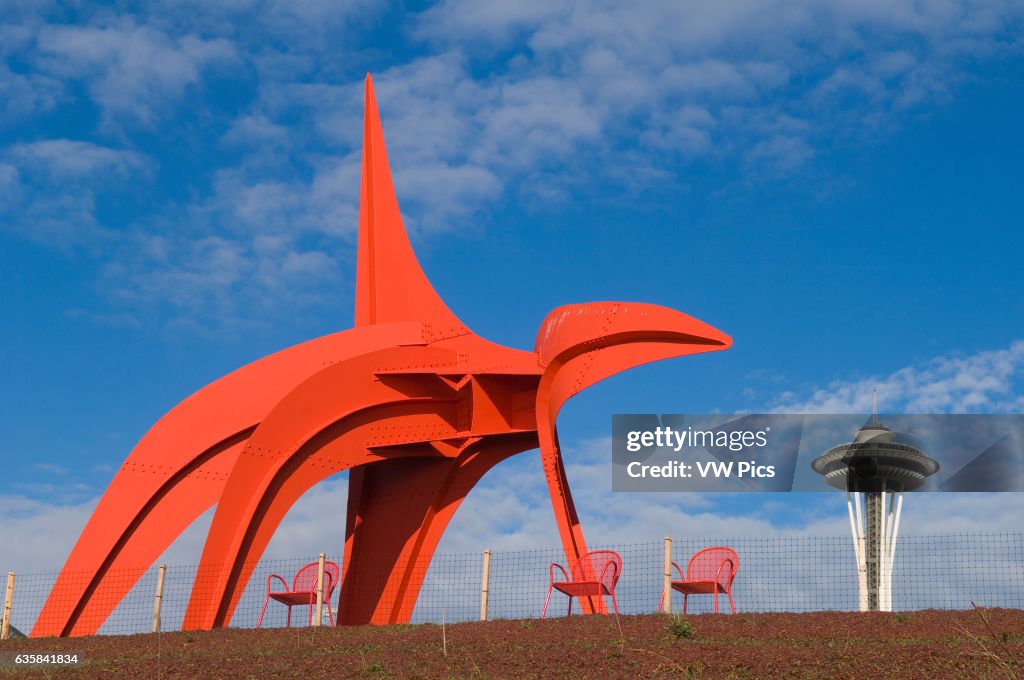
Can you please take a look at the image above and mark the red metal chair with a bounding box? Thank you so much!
[257,561,340,627]
[542,550,622,618]
[659,546,738,614]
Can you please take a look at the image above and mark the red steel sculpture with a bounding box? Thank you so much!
[33,75,731,636]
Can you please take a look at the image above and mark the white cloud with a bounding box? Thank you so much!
[0,494,97,574]
[0,63,63,124]
[773,340,1024,413]
[410,0,1024,182]
[205,0,1017,251]
[31,463,70,475]
[141,0,386,51]
[0,140,153,246]
[8,139,149,179]
[35,19,236,126]
[746,134,816,171]
[0,163,19,199]
[220,114,292,150]
[423,0,1023,58]
[0,140,150,247]
[415,0,566,45]
[393,163,501,233]
[207,171,314,233]
[472,76,603,169]
[104,231,342,332]
[899,492,1024,534]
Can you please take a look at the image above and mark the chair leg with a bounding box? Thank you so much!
[257,595,271,628]
[610,592,619,615]
[683,595,688,615]
[728,591,735,614]
[658,590,666,613]
[567,596,572,617]
[542,584,554,619]
[327,600,335,626]
[714,590,719,614]
[286,606,292,628]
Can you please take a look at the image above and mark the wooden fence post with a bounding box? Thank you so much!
[663,537,672,614]
[480,549,491,621]
[1,572,13,640]
[151,565,166,633]
[314,553,326,627]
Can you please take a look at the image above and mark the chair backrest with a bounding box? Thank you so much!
[571,550,622,592]
[686,546,738,588]
[292,561,341,595]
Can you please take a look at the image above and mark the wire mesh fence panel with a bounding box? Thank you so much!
[6,566,156,636]
[4,533,1023,636]
[6,571,59,637]
[485,545,568,620]
[892,534,1024,611]
[410,551,482,624]
[157,561,202,633]
[95,566,158,635]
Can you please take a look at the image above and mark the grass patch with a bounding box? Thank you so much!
[362,661,385,675]
[666,614,696,640]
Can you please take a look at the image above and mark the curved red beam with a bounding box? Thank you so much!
[32,323,421,637]
[533,303,731,612]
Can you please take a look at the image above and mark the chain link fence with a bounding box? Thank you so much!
[3,533,1023,636]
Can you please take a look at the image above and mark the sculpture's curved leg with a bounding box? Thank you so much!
[32,324,422,638]
[182,346,460,629]
[534,302,733,614]
[340,455,468,624]
[536,404,598,613]
[191,405,459,628]
[339,434,535,624]
[46,433,250,637]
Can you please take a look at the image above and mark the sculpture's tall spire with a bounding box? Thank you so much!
[355,74,462,328]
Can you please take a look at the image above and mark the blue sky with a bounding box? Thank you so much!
[1,1,1023,575]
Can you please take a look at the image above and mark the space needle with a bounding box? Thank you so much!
[811,394,939,611]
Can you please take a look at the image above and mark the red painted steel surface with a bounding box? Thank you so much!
[33,75,731,636]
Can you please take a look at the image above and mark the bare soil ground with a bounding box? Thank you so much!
[2,609,1023,679]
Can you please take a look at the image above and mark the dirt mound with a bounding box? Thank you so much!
[2,609,1023,679]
